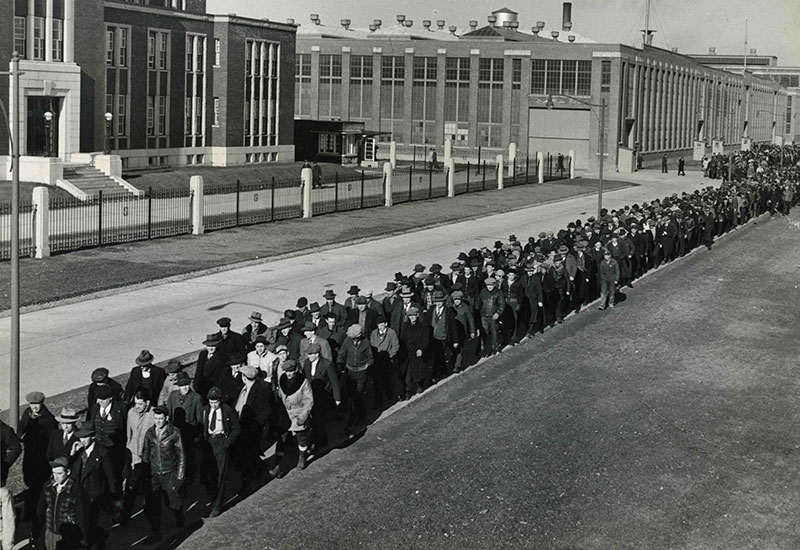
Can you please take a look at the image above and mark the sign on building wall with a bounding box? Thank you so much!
[740,138,752,152]
[693,141,706,161]
[712,140,724,155]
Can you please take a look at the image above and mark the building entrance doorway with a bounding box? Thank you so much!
[27,97,62,157]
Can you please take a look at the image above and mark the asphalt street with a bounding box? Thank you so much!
[0,170,709,409]
[179,210,800,550]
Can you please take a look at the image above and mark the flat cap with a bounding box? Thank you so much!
[307,343,322,354]
[207,387,223,400]
[176,372,191,386]
[49,456,71,469]
[26,391,45,404]
[75,426,96,438]
[91,368,109,382]
[346,324,363,338]
[216,317,231,327]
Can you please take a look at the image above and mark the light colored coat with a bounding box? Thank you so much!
[277,376,314,432]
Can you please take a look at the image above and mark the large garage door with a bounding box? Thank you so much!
[528,108,591,170]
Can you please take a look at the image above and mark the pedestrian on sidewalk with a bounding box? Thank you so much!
[678,156,686,176]
[598,249,619,310]
[201,387,240,518]
[661,154,668,173]
[337,324,374,432]
[34,457,89,550]
[19,391,57,522]
[271,359,313,475]
[121,389,155,525]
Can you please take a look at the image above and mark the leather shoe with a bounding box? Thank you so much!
[209,507,222,518]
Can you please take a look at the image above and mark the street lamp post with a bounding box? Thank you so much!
[0,54,23,430]
[546,93,606,218]
[44,111,53,157]
[104,112,113,155]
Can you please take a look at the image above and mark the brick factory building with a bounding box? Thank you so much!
[294,5,791,171]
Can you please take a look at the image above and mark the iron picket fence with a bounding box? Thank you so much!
[0,201,36,260]
[203,177,303,232]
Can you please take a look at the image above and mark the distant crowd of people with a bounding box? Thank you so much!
[1,143,798,549]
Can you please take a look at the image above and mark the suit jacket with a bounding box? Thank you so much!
[302,356,341,403]
[425,305,459,344]
[166,389,205,429]
[124,366,167,404]
[241,322,269,351]
[275,330,302,360]
[46,429,80,463]
[298,336,333,364]
[216,330,247,359]
[201,403,241,448]
[320,301,348,324]
[1,421,21,484]
[86,379,124,421]
[91,401,127,452]
[345,307,380,339]
[70,445,118,501]
[194,349,226,400]
[238,378,273,435]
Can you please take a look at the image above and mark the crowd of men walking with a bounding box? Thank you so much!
[1,144,797,549]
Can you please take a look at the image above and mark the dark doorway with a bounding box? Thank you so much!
[27,97,61,157]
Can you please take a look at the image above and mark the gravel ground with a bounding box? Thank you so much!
[0,178,629,312]
[176,211,800,550]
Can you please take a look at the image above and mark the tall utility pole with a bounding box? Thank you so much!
[743,19,749,73]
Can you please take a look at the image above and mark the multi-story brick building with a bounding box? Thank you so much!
[294,5,790,171]
[0,0,296,178]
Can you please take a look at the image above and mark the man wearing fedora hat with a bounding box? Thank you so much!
[307,301,323,331]
[426,290,458,380]
[346,296,380,340]
[302,342,341,448]
[34,456,89,550]
[194,333,226,400]
[294,297,312,330]
[167,372,204,487]
[47,408,81,463]
[201,387,240,517]
[19,391,57,521]
[320,290,347,325]
[231,364,273,492]
[337,324,374,433]
[400,306,429,398]
[241,311,269,353]
[70,426,118,548]
[344,285,362,311]
[316,313,346,365]
[86,368,123,422]
[157,359,184,407]
[124,350,167,407]
[274,317,302,360]
[121,388,155,526]
[381,282,401,331]
[299,323,333,364]
[428,263,452,293]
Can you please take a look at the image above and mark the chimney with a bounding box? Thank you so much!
[568,34,576,43]
[437,20,445,30]
[286,18,295,25]
[502,21,510,28]
[396,14,406,24]
[551,30,560,40]
[509,21,519,30]
[369,24,377,32]
[423,20,432,30]
[708,47,716,54]
[469,20,478,29]
[532,26,540,36]
[340,19,351,30]
[750,48,757,55]
[310,14,320,25]
[488,15,497,27]
[562,2,572,31]
[449,25,457,35]
[374,19,382,28]
[671,47,678,53]
[537,21,546,31]
[404,19,413,27]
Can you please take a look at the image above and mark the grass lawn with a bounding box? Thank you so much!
[0,181,76,201]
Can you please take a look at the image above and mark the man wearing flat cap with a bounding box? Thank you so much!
[194,333,226,399]
[91,383,127,513]
[337,324,374,433]
[124,350,167,407]
[241,311,269,352]
[167,372,204,486]
[274,317,302,360]
[86,368,123,422]
[232,364,273,493]
[157,359,184,407]
[426,290,458,381]
[399,306,430,399]
[19,391,57,521]
[299,323,333,364]
[201,387,240,517]
[271,359,314,476]
[346,295,380,339]
[302,342,341,448]
[35,456,89,550]
[214,317,246,360]
[316,312,346,364]
[320,290,348,325]
[476,277,505,356]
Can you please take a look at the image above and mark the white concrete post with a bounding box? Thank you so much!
[508,142,517,176]
[383,162,393,208]
[496,154,504,190]
[389,141,397,169]
[64,0,75,63]
[32,186,50,258]
[45,0,54,62]
[446,159,455,197]
[444,138,453,164]
[537,152,545,184]
[190,176,204,235]
[569,149,575,179]
[301,167,313,218]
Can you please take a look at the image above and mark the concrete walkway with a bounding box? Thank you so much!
[0,170,711,409]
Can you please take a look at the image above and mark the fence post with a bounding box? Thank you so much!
[301,166,313,218]
[508,142,517,177]
[537,152,545,184]
[525,156,530,183]
[384,162,393,208]
[444,138,452,165]
[190,175,204,235]
[408,165,413,201]
[482,161,486,190]
[512,159,516,186]
[466,161,471,193]
[32,186,49,258]
[270,176,276,221]
[413,145,417,170]
[97,190,103,246]
[569,149,576,179]
[360,170,365,209]
[235,179,241,227]
[334,172,339,211]
[390,141,397,169]
[428,164,433,199]
[496,154,504,190]
[147,186,152,239]
[446,159,455,198]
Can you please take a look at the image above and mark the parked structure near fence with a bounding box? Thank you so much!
[0,146,574,260]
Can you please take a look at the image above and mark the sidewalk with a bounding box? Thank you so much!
[0,177,631,312]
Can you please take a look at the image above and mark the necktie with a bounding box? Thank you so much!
[209,409,217,432]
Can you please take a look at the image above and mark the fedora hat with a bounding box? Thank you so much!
[203,333,222,346]
[309,301,321,313]
[276,318,293,330]
[347,285,360,295]
[55,407,80,424]
[135,350,154,366]
[323,289,336,300]
[249,311,263,322]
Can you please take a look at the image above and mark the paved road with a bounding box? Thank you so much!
[178,211,800,550]
[0,171,710,409]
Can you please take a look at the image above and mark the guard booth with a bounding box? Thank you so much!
[294,120,388,166]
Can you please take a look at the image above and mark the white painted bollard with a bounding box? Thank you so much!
[190,175,204,235]
[496,154,504,190]
[444,138,452,164]
[569,149,575,179]
[537,152,544,184]
[301,167,313,218]
[446,159,455,197]
[383,162,393,208]
[389,141,397,169]
[508,142,517,176]
[32,186,50,258]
